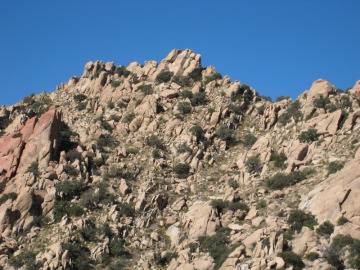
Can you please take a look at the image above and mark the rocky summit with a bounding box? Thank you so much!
[0,49,359,270]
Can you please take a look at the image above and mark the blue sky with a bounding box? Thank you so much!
[1,1,359,106]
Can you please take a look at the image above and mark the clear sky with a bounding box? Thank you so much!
[1,0,359,106]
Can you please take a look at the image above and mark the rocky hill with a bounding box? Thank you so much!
[0,49,360,270]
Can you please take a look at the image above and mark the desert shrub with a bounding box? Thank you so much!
[74,94,87,103]
[228,201,249,212]
[204,72,222,84]
[109,114,120,122]
[76,102,87,111]
[256,199,267,210]
[118,202,135,217]
[53,200,84,222]
[317,221,334,236]
[0,117,12,130]
[266,170,311,189]
[115,66,131,78]
[216,125,233,141]
[0,193,17,206]
[63,242,92,270]
[152,149,161,159]
[191,92,207,106]
[210,199,229,214]
[313,95,330,110]
[278,100,302,125]
[338,95,352,110]
[298,129,318,143]
[156,71,173,83]
[337,216,349,226]
[270,152,287,169]
[66,149,82,162]
[172,75,191,87]
[27,162,39,177]
[349,239,360,269]
[228,103,242,115]
[242,134,257,148]
[145,135,164,149]
[305,252,319,261]
[188,68,202,82]
[228,179,239,189]
[12,132,21,138]
[126,148,139,155]
[327,161,344,176]
[64,164,79,176]
[177,141,191,153]
[9,251,41,270]
[23,93,35,104]
[257,105,266,115]
[180,90,193,99]
[137,84,153,95]
[117,101,127,109]
[111,80,121,88]
[96,135,117,150]
[326,252,344,269]
[108,102,115,109]
[276,95,291,102]
[122,112,135,124]
[245,156,262,173]
[177,102,192,114]
[173,163,190,178]
[55,179,83,200]
[155,252,178,267]
[331,234,354,249]
[278,251,304,270]
[260,96,272,102]
[288,209,317,232]
[189,125,204,142]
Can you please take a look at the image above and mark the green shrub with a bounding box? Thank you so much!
[257,105,266,115]
[191,92,207,106]
[276,96,291,102]
[327,161,344,176]
[109,114,120,122]
[216,125,233,141]
[0,192,17,205]
[228,201,249,212]
[9,251,41,270]
[154,252,178,267]
[156,71,173,83]
[278,100,302,125]
[256,199,267,210]
[173,163,190,178]
[111,80,121,88]
[288,209,317,232]
[172,75,191,87]
[270,152,287,169]
[278,251,304,270]
[64,164,79,176]
[108,102,115,109]
[210,199,229,214]
[305,252,319,261]
[298,129,318,143]
[177,102,192,114]
[66,149,82,162]
[204,72,222,84]
[189,125,204,142]
[23,93,35,104]
[118,202,135,217]
[53,200,84,222]
[337,216,349,226]
[76,102,87,111]
[137,84,153,95]
[152,149,161,159]
[245,156,262,173]
[115,66,131,78]
[122,112,135,124]
[349,239,360,269]
[63,242,92,270]
[96,135,118,150]
[326,252,344,269]
[316,221,334,236]
[228,179,239,189]
[145,135,164,149]
[339,110,349,129]
[12,132,22,138]
[177,141,191,153]
[26,162,39,177]
[117,101,127,108]
[331,234,354,249]
[242,134,257,148]
[126,148,139,155]
[228,103,242,115]
[55,179,83,200]
[0,117,13,130]
[313,95,330,110]
[74,94,87,103]
[180,90,193,99]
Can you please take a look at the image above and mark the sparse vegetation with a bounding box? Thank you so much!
[122,112,135,123]
[177,102,192,114]
[298,129,318,143]
[266,169,313,190]
[137,84,153,95]
[189,125,204,142]
[317,221,334,236]
[270,151,287,169]
[173,163,190,178]
[287,209,317,232]
[145,135,164,149]
[26,162,40,177]
[204,72,222,84]
[278,251,304,270]
[216,125,233,141]
[191,92,207,106]
[245,156,262,173]
[278,100,302,125]
[155,71,174,83]
[242,134,257,148]
[327,161,344,176]
[115,66,131,78]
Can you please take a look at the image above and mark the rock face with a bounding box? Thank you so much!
[300,158,360,231]
[0,106,62,181]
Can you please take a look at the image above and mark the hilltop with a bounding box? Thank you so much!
[0,49,360,270]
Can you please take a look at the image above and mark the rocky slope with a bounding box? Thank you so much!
[0,49,360,270]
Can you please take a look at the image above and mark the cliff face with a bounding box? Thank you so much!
[0,49,359,270]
